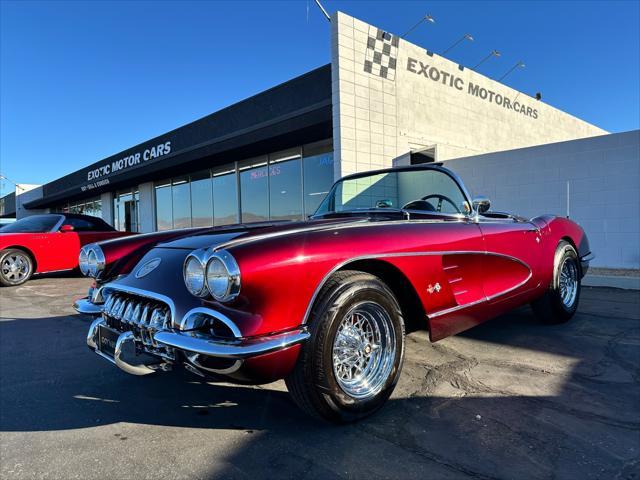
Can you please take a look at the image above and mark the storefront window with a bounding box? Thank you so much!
[155,181,172,231]
[269,150,303,221]
[303,150,334,216]
[57,198,102,217]
[150,139,332,230]
[190,171,213,227]
[172,177,191,229]
[213,167,238,226]
[239,157,269,223]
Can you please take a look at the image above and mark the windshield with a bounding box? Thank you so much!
[315,168,471,216]
[0,215,62,233]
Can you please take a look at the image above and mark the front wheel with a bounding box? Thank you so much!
[0,249,34,287]
[531,241,581,324]
[285,270,405,423]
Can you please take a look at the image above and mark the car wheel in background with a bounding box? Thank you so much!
[285,270,405,423]
[0,249,34,287]
[531,240,581,324]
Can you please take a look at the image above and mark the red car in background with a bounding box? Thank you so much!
[0,213,132,286]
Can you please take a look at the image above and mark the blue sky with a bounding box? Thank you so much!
[1,0,638,196]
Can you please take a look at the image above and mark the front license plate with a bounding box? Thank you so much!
[98,325,120,358]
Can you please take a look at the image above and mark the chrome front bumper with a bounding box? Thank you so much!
[86,316,309,376]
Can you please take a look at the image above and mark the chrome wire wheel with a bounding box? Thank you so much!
[332,301,396,400]
[1,252,30,283]
[559,257,579,308]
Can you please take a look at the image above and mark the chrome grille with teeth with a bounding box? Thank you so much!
[102,293,171,349]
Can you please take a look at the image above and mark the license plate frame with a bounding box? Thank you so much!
[97,324,120,358]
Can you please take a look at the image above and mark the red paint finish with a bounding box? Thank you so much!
[94,201,590,384]
[97,227,213,280]
[221,214,588,347]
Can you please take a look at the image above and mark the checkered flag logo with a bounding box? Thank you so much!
[364,27,399,80]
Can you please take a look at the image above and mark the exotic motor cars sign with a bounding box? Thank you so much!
[405,57,539,119]
[86,141,172,182]
[80,141,173,192]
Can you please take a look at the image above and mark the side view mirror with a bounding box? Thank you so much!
[59,224,75,232]
[472,196,491,214]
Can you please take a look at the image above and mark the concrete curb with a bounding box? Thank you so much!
[583,274,640,290]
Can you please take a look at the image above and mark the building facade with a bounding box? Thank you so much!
[4,12,626,264]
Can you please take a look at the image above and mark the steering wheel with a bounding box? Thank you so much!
[402,194,461,213]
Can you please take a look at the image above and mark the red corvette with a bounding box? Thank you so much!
[75,165,593,422]
[0,213,131,286]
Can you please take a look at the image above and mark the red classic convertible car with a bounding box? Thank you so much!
[75,165,592,422]
[0,213,131,286]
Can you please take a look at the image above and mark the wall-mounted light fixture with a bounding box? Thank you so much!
[473,50,501,69]
[402,14,435,38]
[443,33,474,55]
[499,61,526,81]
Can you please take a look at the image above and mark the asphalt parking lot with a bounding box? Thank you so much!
[1,277,638,480]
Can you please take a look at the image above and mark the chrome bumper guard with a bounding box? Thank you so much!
[74,297,103,315]
[87,316,309,376]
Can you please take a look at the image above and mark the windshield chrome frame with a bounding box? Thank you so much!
[51,215,66,232]
[311,164,475,220]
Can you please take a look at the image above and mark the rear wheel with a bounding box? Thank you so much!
[531,241,580,324]
[285,270,405,423]
[0,249,34,287]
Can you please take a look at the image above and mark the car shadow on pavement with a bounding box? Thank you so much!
[0,288,638,479]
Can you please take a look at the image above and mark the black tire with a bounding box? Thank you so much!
[285,270,405,423]
[0,248,34,287]
[531,241,581,324]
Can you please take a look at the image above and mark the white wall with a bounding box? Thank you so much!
[331,11,607,179]
[440,130,640,269]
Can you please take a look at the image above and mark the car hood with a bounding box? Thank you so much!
[155,217,371,251]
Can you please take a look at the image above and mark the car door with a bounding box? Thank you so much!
[477,215,542,303]
[44,227,81,271]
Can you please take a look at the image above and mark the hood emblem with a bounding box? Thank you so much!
[135,258,161,278]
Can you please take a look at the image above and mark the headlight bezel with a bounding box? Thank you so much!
[183,253,209,298]
[79,244,105,278]
[183,248,241,303]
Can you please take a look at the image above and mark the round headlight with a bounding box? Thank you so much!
[78,248,89,276]
[184,256,207,297]
[206,257,229,300]
[205,251,240,302]
[87,249,98,277]
[85,245,105,278]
